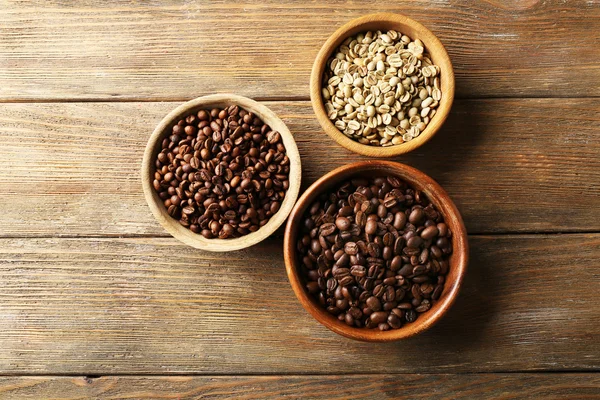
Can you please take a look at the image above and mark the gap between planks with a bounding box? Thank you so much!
[1,95,600,104]
[0,371,597,378]
[0,230,598,240]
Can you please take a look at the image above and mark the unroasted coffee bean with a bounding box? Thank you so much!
[297,175,453,329]
[153,106,289,239]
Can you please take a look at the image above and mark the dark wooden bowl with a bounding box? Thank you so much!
[283,161,468,341]
[310,13,455,157]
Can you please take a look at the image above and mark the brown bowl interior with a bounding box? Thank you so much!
[142,94,301,252]
[310,13,455,158]
[284,161,468,341]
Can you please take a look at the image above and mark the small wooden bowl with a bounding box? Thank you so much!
[310,13,455,157]
[283,161,468,341]
[142,94,301,252]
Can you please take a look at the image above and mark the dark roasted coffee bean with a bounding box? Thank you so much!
[398,264,413,277]
[387,313,402,329]
[382,246,393,260]
[409,208,425,225]
[432,284,444,300]
[366,296,382,311]
[373,284,385,298]
[415,299,431,313]
[437,222,448,237]
[335,216,351,231]
[320,223,336,237]
[350,265,366,277]
[338,275,354,287]
[406,236,423,248]
[378,322,390,331]
[365,219,378,235]
[344,242,358,255]
[382,286,396,302]
[421,225,439,240]
[369,311,388,324]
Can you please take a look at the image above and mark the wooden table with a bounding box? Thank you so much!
[0,1,599,398]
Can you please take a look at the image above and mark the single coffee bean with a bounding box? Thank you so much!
[421,225,439,240]
[366,296,382,311]
[388,313,402,329]
[344,242,358,255]
[409,208,425,225]
[365,219,378,235]
[370,311,388,324]
[335,216,351,231]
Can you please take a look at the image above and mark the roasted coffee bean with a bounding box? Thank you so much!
[370,311,388,324]
[335,216,351,231]
[387,313,402,329]
[365,219,378,235]
[432,284,444,300]
[421,225,439,240]
[320,223,337,237]
[344,242,358,255]
[351,265,367,277]
[366,296,382,311]
[153,106,288,239]
[297,175,453,329]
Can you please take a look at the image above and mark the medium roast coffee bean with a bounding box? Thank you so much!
[297,175,453,330]
[153,106,289,239]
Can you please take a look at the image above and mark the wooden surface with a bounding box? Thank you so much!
[0,1,599,100]
[1,375,599,399]
[0,99,598,237]
[0,234,598,373]
[1,0,599,398]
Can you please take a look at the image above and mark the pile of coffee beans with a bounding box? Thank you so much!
[296,176,452,330]
[152,105,290,239]
[322,30,442,147]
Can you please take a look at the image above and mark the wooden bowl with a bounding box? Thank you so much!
[310,13,455,157]
[283,161,467,341]
[142,94,301,252]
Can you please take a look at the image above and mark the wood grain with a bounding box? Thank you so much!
[1,374,599,399]
[0,1,599,101]
[0,234,597,374]
[0,99,598,236]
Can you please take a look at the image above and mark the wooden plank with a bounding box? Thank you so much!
[1,374,599,399]
[0,1,599,100]
[0,99,598,236]
[0,234,598,374]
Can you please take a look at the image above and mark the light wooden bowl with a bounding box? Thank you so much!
[310,13,455,157]
[283,161,468,341]
[142,94,301,252]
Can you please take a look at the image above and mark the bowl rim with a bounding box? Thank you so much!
[142,93,301,252]
[310,12,455,158]
[283,161,468,341]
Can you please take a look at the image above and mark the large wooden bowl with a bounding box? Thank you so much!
[283,161,468,341]
[310,13,455,157]
[142,94,301,252]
